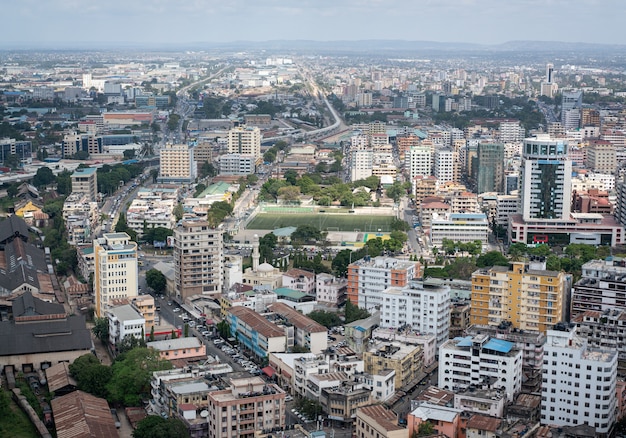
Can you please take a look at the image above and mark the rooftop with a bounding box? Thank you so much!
[147,337,204,351]
[268,302,326,333]
[106,304,143,322]
[71,167,97,177]
[358,405,404,432]
[410,402,462,423]
[228,306,285,338]
[51,390,117,438]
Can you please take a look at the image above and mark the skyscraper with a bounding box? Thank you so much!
[561,90,583,129]
[476,143,504,194]
[227,125,261,162]
[520,135,571,221]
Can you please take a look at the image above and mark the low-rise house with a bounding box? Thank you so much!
[106,304,146,349]
[356,404,408,438]
[282,268,316,295]
[315,273,347,307]
[147,337,207,362]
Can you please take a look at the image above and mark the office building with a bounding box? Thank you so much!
[350,149,374,182]
[93,232,138,318]
[541,325,616,437]
[586,140,616,174]
[346,256,419,311]
[379,279,450,346]
[218,153,256,175]
[430,213,489,249]
[471,259,568,333]
[405,146,432,179]
[159,143,197,183]
[227,125,261,161]
[173,220,224,300]
[520,135,571,221]
[438,334,523,402]
[499,120,524,143]
[476,143,504,194]
[0,138,32,165]
[207,376,286,438]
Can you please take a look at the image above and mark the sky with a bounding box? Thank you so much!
[3,0,626,47]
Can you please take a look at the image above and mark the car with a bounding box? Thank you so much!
[201,330,210,337]
[172,307,180,312]
[285,395,294,402]
[188,321,196,327]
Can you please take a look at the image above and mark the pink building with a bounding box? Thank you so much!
[147,337,206,361]
[408,402,462,438]
[282,268,316,295]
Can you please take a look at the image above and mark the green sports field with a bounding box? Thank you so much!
[246,213,394,232]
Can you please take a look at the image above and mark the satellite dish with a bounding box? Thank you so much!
[200,410,209,418]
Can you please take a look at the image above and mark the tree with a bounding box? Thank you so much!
[390,217,410,232]
[345,299,370,323]
[150,169,159,183]
[291,225,324,243]
[508,243,528,261]
[69,354,112,398]
[246,174,259,185]
[32,166,55,188]
[107,347,172,406]
[278,185,301,202]
[263,149,277,163]
[146,269,167,294]
[6,184,18,198]
[200,161,217,178]
[133,416,189,438]
[123,149,136,159]
[284,170,298,186]
[173,202,184,221]
[308,310,343,328]
[385,181,406,202]
[56,169,72,195]
[417,421,435,436]
[92,317,109,344]
[476,251,509,268]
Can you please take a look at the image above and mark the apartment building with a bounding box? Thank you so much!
[105,304,145,348]
[227,125,261,161]
[412,175,438,204]
[126,198,175,236]
[363,340,423,390]
[573,308,626,362]
[315,273,347,307]
[70,167,98,202]
[356,405,407,438]
[379,280,450,346]
[406,146,432,179]
[267,302,328,354]
[495,194,519,226]
[346,256,419,311]
[372,328,437,367]
[350,149,374,182]
[94,232,138,317]
[438,334,523,402]
[541,325,617,437]
[470,260,568,333]
[159,143,197,183]
[571,257,626,318]
[147,337,207,362]
[281,268,315,295]
[466,324,545,392]
[173,220,224,300]
[434,149,456,183]
[207,377,286,438]
[227,306,287,359]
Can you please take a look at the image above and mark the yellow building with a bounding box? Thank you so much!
[363,341,423,390]
[470,260,567,333]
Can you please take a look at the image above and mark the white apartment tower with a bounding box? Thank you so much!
[159,143,197,183]
[541,326,617,436]
[520,135,572,221]
[406,146,432,179]
[434,149,456,183]
[350,149,374,182]
[227,125,261,161]
[94,232,139,318]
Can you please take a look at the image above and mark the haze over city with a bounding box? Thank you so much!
[3,0,626,48]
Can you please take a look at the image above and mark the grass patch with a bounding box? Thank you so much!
[247,213,394,232]
[0,391,39,438]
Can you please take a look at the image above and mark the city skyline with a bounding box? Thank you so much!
[3,0,626,48]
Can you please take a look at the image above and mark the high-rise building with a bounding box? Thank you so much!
[581,107,601,127]
[347,256,419,311]
[227,125,261,161]
[541,63,558,98]
[70,167,98,202]
[470,259,569,333]
[546,63,554,83]
[350,149,374,182]
[476,143,504,194]
[520,135,571,221]
[173,220,224,300]
[433,149,455,183]
[541,325,616,436]
[498,120,524,143]
[158,143,197,183]
[586,140,616,174]
[405,146,432,179]
[94,232,138,318]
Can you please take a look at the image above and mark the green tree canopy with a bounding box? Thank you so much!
[345,299,370,324]
[476,251,509,268]
[308,310,343,328]
[32,166,55,188]
[132,415,188,438]
[146,269,167,294]
[69,354,112,398]
[92,317,109,343]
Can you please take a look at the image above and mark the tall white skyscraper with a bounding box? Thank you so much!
[520,135,572,221]
[433,149,455,184]
[227,125,261,161]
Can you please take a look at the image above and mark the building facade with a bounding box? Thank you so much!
[227,125,261,161]
[159,143,197,183]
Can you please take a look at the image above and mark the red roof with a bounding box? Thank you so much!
[262,366,276,377]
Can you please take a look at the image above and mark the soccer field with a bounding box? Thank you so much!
[246,213,394,232]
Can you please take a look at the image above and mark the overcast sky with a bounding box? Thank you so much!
[3,0,625,47]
